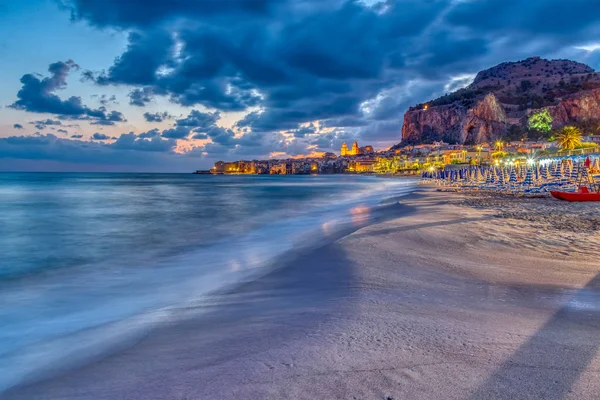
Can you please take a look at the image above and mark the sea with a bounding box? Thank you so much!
[0,172,416,390]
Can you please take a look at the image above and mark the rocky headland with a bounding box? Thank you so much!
[399,57,600,145]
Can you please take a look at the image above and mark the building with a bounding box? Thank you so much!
[584,135,600,144]
[348,158,377,172]
[211,161,226,174]
[442,150,467,165]
[340,141,373,157]
[341,142,349,156]
[269,163,288,174]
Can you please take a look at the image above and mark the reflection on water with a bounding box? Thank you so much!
[350,205,371,225]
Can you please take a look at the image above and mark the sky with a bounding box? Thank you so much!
[2,0,600,172]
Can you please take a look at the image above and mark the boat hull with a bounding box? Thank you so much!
[550,191,600,202]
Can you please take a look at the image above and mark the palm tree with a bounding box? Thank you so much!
[557,126,582,150]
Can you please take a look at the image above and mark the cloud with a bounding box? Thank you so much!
[13,124,24,129]
[143,111,172,122]
[90,110,127,125]
[57,129,68,134]
[111,132,176,152]
[128,87,155,106]
[11,0,600,167]
[71,134,83,138]
[65,0,278,28]
[91,94,118,105]
[29,119,63,130]
[0,134,193,172]
[160,126,191,139]
[175,110,220,128]
[92,132,111,140]
[9,60,126,124]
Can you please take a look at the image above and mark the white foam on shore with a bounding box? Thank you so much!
[0,177,417,392]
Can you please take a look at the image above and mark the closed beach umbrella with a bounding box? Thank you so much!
[551,163,561,179]
[523,168,534,186]
[541,165,550,181]
[581,166,589,178]
[497,168,505,184]
[570,163,579,181]
[509,168,518,184]
[593,158,600,171]
[477,168,484,182]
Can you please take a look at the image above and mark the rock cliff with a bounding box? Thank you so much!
[399,57,600,145]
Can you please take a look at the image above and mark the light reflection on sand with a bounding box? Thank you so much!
[350,205,370,225]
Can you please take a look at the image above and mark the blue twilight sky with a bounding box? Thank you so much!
[2,0,600,172]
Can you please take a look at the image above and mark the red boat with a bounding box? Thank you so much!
[551,187,600,202]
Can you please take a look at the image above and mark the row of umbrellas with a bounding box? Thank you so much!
[422,157,597,188]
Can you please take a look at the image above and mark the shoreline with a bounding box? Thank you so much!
[4,189,600,399]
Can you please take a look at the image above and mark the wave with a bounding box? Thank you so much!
[0,177,416,391]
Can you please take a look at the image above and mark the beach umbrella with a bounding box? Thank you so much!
[485,169,493,184]
[541,165,550,181]
[570,163,579,181]
[593,158,600,172]
[551,163,561,179]
[523,168,534,186]
[476,168,484,182]
[497,168,504,183]
[581,167,590,180]
[509,168,518,184]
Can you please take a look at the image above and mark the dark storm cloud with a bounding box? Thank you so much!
[46,0,600,158]
[143,111,173,123]
[446,0,600,36]
[64,0,278,28]
[13,124,24,129]
[97,30,175,86]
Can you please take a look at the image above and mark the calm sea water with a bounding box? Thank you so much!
[0,173,415,390]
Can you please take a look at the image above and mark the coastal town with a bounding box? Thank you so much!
[200,135,600,176]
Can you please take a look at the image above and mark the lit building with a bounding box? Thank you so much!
[341,141,369,156]
[269,163,288,174]
[348,159,377,172]
[341,142,349,156]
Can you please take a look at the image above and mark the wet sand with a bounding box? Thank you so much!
[3,189,600,399]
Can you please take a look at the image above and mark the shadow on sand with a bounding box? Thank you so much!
[471,273,600,400]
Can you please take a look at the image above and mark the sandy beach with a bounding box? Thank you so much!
[4,188,600,400]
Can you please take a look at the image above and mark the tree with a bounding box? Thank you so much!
[557,126,582,150]
[528,109,553,137]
